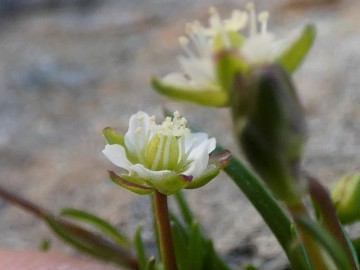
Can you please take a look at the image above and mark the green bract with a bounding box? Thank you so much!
[102,111,230,195]
[152,4,315,107]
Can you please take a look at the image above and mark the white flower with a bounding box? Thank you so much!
[161,7,248,92]
[102,111,229,195]
[153,2,314,107]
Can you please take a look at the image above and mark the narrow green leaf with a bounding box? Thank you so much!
[203,240,232,270]
[174,191,194,225]
[134,226,147,270]
[145,257,156,270]
[343,228,360,270]
[60,207,130,247]
[277,24,316,73]
[151,77,228,107]
[217,144,310,270]
[171,217,189,270]
[45,216,138,269]
[46,216,103,257]
[103,127,124,145]
[185,222,204,270]
[296,216,354,270]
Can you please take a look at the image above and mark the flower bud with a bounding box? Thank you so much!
[232,64,306,204]
[331,171,360,224]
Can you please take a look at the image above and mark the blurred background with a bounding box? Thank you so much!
[0,0,359,269]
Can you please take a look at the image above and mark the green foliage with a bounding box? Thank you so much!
[61,208,130,247]
[296,216,355,270]
[171,191,231,270]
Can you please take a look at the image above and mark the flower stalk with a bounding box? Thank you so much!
[153,191,178,270]
[288,202,329,270]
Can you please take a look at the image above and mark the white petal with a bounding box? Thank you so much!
[178,56,215,88]
[102,144,132,170]
[241,33,275,64]
[124,111,151,155]
[130,164,173,180]
[207,137,216,154]
[182,140,210,178]
[184,132,208,151]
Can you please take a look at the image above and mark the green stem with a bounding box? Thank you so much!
[153,191,177,270]
[218,146,309,269]
[308,175,358,270]
[288,203,329,270]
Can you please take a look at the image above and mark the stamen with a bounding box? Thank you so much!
[151,135,164,170]
[135,127,142,134]
[258,11,269,34]
[136,114,145,121]
[208,6,230,48]
[134,127,146,165]
[224,10,248,32]
[179,36,195,58]
[246,2,257,37]
[162,136,172,168]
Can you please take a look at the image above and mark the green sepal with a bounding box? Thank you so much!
[145,172,190,195]
[215,49,248,93]
[109,171,153,195]
[60,207,131,247]
[151,77,228,107]
[103,127,125,146]
[277,24,316,73]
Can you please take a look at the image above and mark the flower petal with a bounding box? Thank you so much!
[124,111,151,155]
[102,144,132,170]
[185,133,216,153]
[182,140,211,178]
[130,164,174,180]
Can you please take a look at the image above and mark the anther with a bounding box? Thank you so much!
[258,11,269,34]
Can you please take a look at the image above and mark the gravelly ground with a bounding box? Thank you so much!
[0,0,359,269]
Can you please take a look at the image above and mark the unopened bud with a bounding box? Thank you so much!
[232,64,306,204]
[331,171,360,224]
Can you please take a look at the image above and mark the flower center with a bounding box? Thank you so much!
[136,112,190,171]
